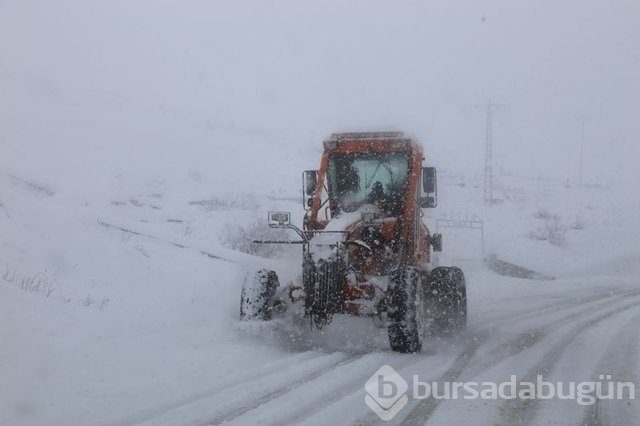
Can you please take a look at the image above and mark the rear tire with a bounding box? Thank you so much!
[426,266,467,335]
[387,267,424,353]
[240,269,279,320]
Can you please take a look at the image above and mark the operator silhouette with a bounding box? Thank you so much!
[366,181,385,204]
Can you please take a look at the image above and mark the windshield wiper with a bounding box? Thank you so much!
[366,160,394,188]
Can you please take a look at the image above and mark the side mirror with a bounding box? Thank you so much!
[420,167,437,208]
[302,170,318,210]
[423,167,437,193]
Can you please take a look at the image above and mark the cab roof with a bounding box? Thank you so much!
[322,131,423,156]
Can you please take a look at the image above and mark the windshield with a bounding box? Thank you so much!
[328,152,409,217]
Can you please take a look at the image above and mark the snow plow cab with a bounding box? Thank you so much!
[241,132,467,353]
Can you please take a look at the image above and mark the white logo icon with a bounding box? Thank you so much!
[365,365,408,421]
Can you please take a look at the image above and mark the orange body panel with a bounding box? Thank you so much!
[306,134,431,269]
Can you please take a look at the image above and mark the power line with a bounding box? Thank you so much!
[476,101,504,205]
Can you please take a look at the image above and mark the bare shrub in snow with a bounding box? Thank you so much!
[1,266,110,309]
[529,217,567,245]
[82,294,94,307]
[98,298,110,310]
[133,244,150,257]
[7,174,55,197]
[569,215,586,230]
[533,209,558,220]
[81,295,110,310]
[79,295,111,310]
[188,169,206,182]
[129,197,144,207]
[1,266,56,297]
[220,220,289,257]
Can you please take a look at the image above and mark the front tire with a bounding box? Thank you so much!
[387,267,424,353]
[240,269,279,320]
[426,266,467,335]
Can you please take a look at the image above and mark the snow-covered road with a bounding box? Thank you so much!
[125,274,639,426]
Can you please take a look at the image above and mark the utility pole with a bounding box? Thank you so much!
[477,101,504,205]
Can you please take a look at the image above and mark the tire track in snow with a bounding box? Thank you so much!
[466,289,640,379]
[206,335,465,425]
[474,287,633,331]
[260,354,431,425]
[111,351,324,426]
[133,352,349,426]
[582,313,640,426]
[217,352,421,426]
[203,354,366,426]
[393,333,484,425]
[390,289,640,425]
[498,295,640,425]
[224,346,462,425]
[296,350,463,426]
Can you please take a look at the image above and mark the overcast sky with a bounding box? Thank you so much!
[1,0,639,193]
